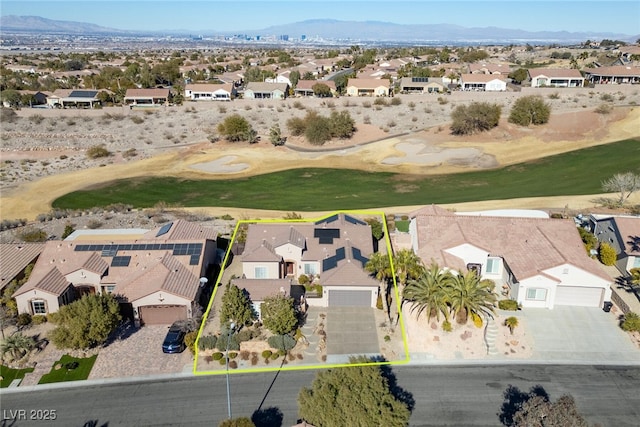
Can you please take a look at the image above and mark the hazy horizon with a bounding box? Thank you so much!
[2,1,639,36]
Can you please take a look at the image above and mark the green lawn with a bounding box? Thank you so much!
[0,364,34,388]
[52,138,640,211]
[38,354,97,384]
[395,220,410,232]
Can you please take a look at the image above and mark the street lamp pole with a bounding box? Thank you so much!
[225,321,235,420]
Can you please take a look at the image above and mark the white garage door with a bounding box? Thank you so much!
[328,290,371,307]
[139,305,187,325]
[555,286,603,307]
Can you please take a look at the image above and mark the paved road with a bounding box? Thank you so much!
[3,365,639,427]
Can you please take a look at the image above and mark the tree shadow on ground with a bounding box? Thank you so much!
[377,357,415,412]
[251,407,283,427]
[498,384,549,426]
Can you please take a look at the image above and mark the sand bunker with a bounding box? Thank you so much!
[190,155,249,173]
[383,139,499,168]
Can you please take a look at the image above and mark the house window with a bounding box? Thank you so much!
[31,300,46,314]
[304,263,317,275]
[255,267,267,279]
[486,258,500,274]
[103,285,116,294]
[633,257,640,268]
[526,288,547,301]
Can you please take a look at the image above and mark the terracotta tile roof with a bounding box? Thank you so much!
[242,240,281,262]
[141,220,217,241]
[468,63,511,74]
[347,78,391,89]
[0,243,44,290]
[409,205,454,218]
[124,88,170,98]
[528,68,583,78]
[17,267,70,296]
[460,73,506,83]
[583,65,640,77]
[413,213,610,281]
[613,217,640,255]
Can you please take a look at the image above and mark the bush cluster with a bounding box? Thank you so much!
[508,95,551,126]
[267,334,296,352]
[598,242,617,266]
[498,299,520,311]
[198,334,218,350]
[621,312,640,332]
[450,102,501,135]
[86,145,112,159]
[286,110,355,145]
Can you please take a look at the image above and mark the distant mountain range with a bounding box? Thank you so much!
[1,15,636,43]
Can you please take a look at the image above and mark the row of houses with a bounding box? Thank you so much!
[2,208,638,324]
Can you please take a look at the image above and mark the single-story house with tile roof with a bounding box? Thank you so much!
[13,220,218,325]
[184,83,236,101]
[231,213,380,317]
[294,79,337,97]
[588,214,640,276]
[47,89,102,108]
[0,243,44,292]
[399,77,446,94]
[124,88,171,106]
[459,74,507,91]
[346,78,392,97]
[468,63,511,75]
[583,66,640,85]
[243,82,289,99]
[409,206,612,309]
[528,68,585,88]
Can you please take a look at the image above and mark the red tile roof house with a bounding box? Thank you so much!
[459,74,507,91]
[583,65,640,85]
[588,214,640,276]
[123,88,172,106]
[184,83,236,101]
[231,214,380,318]
[345,78,392,97]
[409,206,612,309]
[468,63,512,75]
[528,68,585,88]
[13,220,218,326]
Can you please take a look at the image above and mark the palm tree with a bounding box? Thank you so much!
[0,333,36,362]
[365,252,393,319]
[446,270,497,325]
[505,316,519,335]
[402,263,451,322]
[392,249,424,288]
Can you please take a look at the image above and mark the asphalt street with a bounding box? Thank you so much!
[2,365,639,426]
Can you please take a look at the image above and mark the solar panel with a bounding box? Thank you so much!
[189,254,200,265]
[156,222,173,237]
[119,244,132,251]
[314,228,340,242]
[352,247,369,267]
[412,77,429,82]
[315,214,338,225]
[75,245,90,252]
[111,256,131,267]
[335,247,346,262]
[69,90,99,98]
[322,256,337,272]
[101,247,118,257]
[344,215,366,226]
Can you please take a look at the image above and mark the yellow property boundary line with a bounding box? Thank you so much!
[193,210,410,375]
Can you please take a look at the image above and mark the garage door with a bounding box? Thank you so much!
[328,290,372,307]
[555,286,603,307]
[138,305,187,325]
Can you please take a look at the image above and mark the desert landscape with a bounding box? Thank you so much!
[1,84,639,222]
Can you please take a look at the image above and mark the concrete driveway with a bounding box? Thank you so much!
[325,307,380,363]
[515,306,639,364]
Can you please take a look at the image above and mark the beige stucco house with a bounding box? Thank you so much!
[13,220,218,325]
[346,78,392,97]
[528,68,585,88]
[184,83,236,101]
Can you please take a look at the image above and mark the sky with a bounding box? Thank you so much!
[1,1,639,35]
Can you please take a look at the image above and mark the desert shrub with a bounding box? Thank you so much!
[130,115,144,124]
[376,293,384,310]
[215,333,240,351]
[32,314,47,325]
[373,97,388,106]
[390,97,402,106]
[17,312,32,327]
[86,145,112,159]
[363,115,371,124]
[498,299,520,311]
[228,360,238,369]
[384,335,391,342]
[0,108,18,123]
[578,227,598,253]
[29,114,45,124]
[508,95,551,126]
[219,358,227,365]
[270,353,279,360]
[261,350,273,359]
[122,148,138,158]
[600,93,614,102]
[594,104,613,114]
[17,227,48,242]
[621,312,640,332]
[548,92,560,100]
[450,102,501,135]
[184,331,198,354]
[267,334,296,352]
[437,96,449,105]
[86,219,103,230]
[305,114,332,145]
[286,116,306,136]
[228,351,238,359]
[240,350,250,360]
[212,352,224,361]
[442,320,452,332]
[47,312,60,324]
[293,101,305,110]
[198,335,218,350]
[598,242,617,266]
[329,110,355,139]
[251,353,259,365]
[298,274,310,285]
[217,114,254,142]
[362,101,372,108]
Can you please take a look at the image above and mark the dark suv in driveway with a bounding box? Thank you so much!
[162,322,187,354]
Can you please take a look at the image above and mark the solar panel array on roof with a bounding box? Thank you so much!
[314,228,340,244]
[344,215,367,226]
[111,256,131,267]
[101,247,118,257]
[351,247,369,267]
[315,214,338,225]
[156,222,173,237]
[69,90,99,98]
[322,246,347,272]
[412,77,429,83]
[75,242,202,265]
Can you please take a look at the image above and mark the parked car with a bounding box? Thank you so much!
[162,322,187,354]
